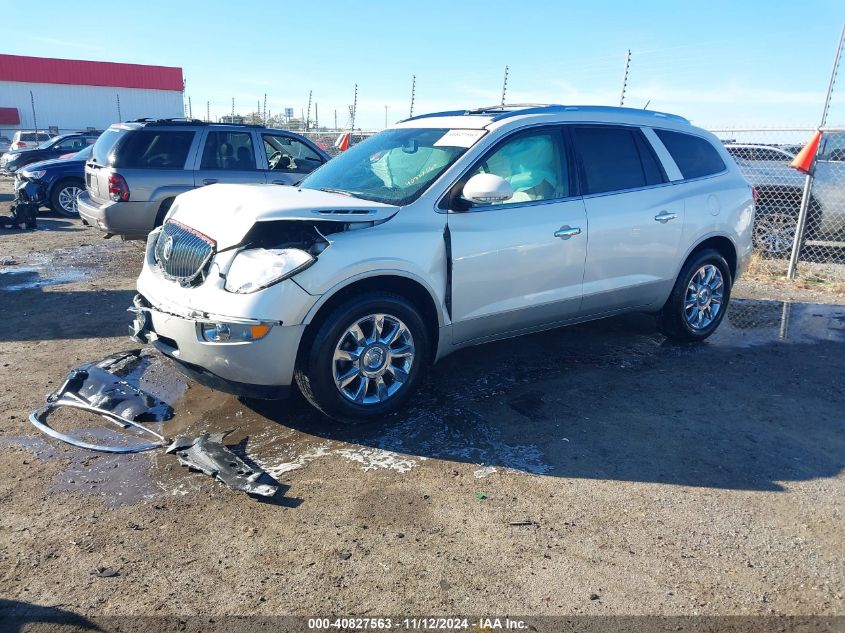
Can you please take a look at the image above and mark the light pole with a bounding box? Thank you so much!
[384,104,389,128]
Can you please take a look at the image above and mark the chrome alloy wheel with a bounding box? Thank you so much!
[753,212,797,255]
[684,264,724,330]
[332,313,415,405]
[58,185,82,214]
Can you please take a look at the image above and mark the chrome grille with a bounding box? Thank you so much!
[154,220,216,286]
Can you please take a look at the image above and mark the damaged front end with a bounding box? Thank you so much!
[0,174,44,229]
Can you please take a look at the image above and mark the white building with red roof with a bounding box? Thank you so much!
[0,54,184,133]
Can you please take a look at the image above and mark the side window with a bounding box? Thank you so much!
[118,131,195,169]
[571,126,662,195]
[55,137,84,151]
[262,134,324,174]
[466,130,566,205]
[201,131,256,170]
[654,129,726,179]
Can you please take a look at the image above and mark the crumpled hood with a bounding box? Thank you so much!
[169,184,400,249]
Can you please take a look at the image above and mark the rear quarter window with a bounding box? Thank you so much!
[115,130,195,170]
[91,128,126,165]
[655,129,726,179]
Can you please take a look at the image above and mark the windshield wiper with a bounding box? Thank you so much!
[317,187,358,198]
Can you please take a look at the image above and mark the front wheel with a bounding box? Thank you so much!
[295,292,430,420]
[50,179,84,217]
[658,249,732,342]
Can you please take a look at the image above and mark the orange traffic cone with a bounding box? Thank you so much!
[790,130,822,175]
[334,132,350,152]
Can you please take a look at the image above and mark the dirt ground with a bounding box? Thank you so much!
[0,177,843,626]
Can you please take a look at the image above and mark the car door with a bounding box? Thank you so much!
[447,126,588,345]
[570,124,685,315]
[194,129,267,187]
[261,132,326,185]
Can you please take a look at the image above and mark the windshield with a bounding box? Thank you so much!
[299,128,483,205]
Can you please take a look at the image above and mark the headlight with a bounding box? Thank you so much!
[22,169,45,179]
[224,248,315,294]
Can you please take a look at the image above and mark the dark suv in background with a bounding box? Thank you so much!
[77,118,330,238]
[0,131,100,174]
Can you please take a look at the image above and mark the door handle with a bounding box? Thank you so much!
[202,178,218,186]
[554,226,582,240]
[270,179,286,185]
[654,211,678,223]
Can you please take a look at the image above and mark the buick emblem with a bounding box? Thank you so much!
[162,235,174,261]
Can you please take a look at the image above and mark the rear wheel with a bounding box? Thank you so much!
[295,292,429,420]
[658,249,732,342]
[50,179,84,217]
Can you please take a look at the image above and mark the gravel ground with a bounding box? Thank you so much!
[0,178,842,627]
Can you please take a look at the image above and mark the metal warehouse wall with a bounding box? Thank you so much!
[1,81,183,131]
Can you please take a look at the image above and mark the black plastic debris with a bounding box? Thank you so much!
[29,350,173,453]
[166,432,279,497]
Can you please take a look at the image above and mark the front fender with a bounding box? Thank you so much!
[299,267,448,328]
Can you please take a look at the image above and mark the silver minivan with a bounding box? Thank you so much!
[77,119,330,238]
[132,104,754,419]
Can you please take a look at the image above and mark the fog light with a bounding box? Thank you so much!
[200,322,272,342]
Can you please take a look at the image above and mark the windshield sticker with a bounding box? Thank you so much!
[433,129,487,148]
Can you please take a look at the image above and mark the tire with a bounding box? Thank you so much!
[295,292,430,420]
[50,179,84,217]
[658,249,732,342]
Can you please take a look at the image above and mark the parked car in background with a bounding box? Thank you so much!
[131,104,753,419]
[77,118,331,239]
[726,142,845,255]
[13,145,92,216]
[9,130,53,150]
[0,131,100,175]
[0,136,11,151]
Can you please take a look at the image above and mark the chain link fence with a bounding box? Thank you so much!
[709,127,845,282]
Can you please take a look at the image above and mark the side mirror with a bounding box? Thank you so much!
[461,173,513,205]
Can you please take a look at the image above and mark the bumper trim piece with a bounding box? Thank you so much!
[166,432,279,497]
[27,350,174,454]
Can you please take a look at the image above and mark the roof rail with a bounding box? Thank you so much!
[129,117,207,126]
[400,104,689,125]
[488,104,690,123]
[400,109,470,123]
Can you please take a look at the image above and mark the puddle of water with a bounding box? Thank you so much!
[2,431,159,508]
[709,300,845,348]
[0,265,87,291]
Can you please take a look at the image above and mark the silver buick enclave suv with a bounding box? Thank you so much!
[131,104,754,419]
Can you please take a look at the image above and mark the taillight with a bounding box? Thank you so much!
[13,141,24,149]
[108,173,130,202]
[751,186,759,204]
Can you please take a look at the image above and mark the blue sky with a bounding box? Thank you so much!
[4,0,845,129]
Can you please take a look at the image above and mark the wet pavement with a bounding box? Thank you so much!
[8,298,845,507]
